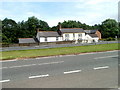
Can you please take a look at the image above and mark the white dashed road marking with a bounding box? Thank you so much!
[0,59,17,63]
[94,55,118,59]
[0,67,8,69]
[0,79,10,83]
[1,61,64,69]
[29,74,49,79]
[93,66,109,70]
[9,64,37,68]
[64,70,82,74]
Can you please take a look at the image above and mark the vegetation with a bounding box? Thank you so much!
[1,43,119,60]
[1,16,119,44]
[100,19,119,38]
[2,16,50,43]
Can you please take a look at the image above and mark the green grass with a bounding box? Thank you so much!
[1,43,119,60]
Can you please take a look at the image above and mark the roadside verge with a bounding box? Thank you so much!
[1,43,119,60]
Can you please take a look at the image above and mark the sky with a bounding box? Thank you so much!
[0,0,119,27]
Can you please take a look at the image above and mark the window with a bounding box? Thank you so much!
[78,34,82,41]
[65,34,69,38]
[65,34,69,40]
[45,37,47,41]
[78,34,82,38]
[56,37,58,41]
[73,33,75,40]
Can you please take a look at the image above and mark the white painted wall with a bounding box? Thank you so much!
[39,37,63,42]
[63,33,73,40]
[36,32,99,43]
[58,37,63,41]
[39,37,45,42]
[85,34,99,43]
[63,33,86,41]
[92,37,99,42]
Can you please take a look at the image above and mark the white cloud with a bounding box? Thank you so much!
[0,0,119,27]
[73,0,118,25]
[0,0,88,2]
[26,12,41,18]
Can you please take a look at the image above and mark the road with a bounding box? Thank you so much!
[0,50,119,88]
[1,41,118,51]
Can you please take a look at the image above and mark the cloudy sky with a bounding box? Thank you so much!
[0,0,119,27]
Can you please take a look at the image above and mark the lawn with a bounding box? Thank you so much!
[1,43,119,60]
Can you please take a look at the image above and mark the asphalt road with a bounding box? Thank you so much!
[1,41,118,51]
[1,50,119,88]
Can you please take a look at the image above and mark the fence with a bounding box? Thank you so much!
[1,41,75,47]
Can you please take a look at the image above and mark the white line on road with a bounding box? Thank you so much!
[9,64,37,68]
[0,79,10,83]
[0,67,8,69]
[38,61,64,65]
[0,59,18,63]
[1,61,64,69]
[94,55,118,59]
[29,74,49,79]
[93,66,109,70]
[64,70,82,74]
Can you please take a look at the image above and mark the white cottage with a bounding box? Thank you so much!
[36,31,62,42]
[59,28,86,43]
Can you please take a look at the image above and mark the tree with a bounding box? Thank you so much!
[26,16,40,37]
[100,19,119,38]
[2,18,18,43]
[58,20,94,30]
[118,22,120,38]
[0,19,2,43]
[25,16,50,37]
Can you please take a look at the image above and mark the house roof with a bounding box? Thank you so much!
[18,38,36,43]
[38,31,61,37]
[84,30,98,34]
[88,34,98,38]
[60,28,84,33]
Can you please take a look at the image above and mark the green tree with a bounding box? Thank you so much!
[100,19,119,38]
[58,20,93,30]
[17,16,50,38]
[2,18,18,43]
[26,16,39,37]
[25,16,50,37]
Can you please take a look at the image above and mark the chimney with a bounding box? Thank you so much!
[59,24,62,30]
[37,28,40,32]
[58,22,62,30]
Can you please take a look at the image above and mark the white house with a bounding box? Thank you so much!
[59,28,86,43]
[36,31,62,42]
[35,28,101,43]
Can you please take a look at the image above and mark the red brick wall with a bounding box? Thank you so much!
[95,30,101,39]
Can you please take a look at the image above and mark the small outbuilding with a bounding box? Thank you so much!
[18,38,36,44]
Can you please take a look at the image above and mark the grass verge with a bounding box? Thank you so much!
[1,43,119,60]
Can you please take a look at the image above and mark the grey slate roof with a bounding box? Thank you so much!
[38,31,61,37]
[60,28,84,33]
[19,38,36,43]
[88,34,98,38]
[84,30,97,34]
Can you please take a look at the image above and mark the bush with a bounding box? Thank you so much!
[106,37,115,41]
